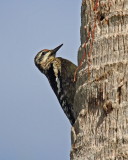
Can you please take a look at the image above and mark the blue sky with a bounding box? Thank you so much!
[0,1,81,160]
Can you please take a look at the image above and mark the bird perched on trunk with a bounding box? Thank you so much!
[34,44,77,125]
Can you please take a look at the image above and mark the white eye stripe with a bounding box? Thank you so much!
[42,51,51,62]
[38,52,43,58]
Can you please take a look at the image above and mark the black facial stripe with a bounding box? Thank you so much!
[42,51,48,55]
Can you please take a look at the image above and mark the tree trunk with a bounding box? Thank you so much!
[71,0,128,159]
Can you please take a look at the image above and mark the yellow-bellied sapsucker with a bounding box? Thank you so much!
[34,44,77,125]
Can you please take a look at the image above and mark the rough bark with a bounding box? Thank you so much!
[71,0,128,160]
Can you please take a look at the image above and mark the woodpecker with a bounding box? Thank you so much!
[34,44,77,125]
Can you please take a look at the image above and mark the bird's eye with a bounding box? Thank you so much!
[42,51,46,55]
[42,51,48,55]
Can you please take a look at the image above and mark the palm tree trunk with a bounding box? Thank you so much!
[71,0,128,159]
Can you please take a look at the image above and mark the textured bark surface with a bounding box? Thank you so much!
[71,0,128,160]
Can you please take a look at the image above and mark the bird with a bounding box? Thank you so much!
[34,44,77,125]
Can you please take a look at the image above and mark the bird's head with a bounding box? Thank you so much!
[34,44,63,66]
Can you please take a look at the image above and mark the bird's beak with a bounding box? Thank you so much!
[51,44,63,55]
